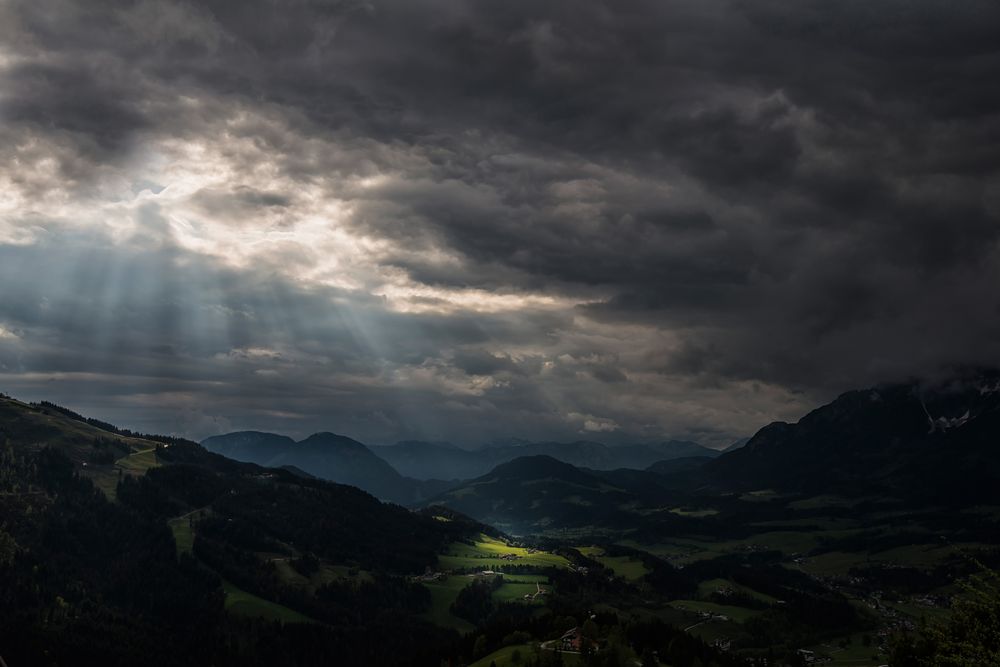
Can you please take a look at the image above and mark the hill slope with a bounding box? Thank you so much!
[0,394,484,666]
[706,370,1000,502]
[427,455,647,534]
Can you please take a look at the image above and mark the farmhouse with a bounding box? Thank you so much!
[414,567,445,582]
[559,627,597,652]
[561,627,582,651]
[713,638,732,652]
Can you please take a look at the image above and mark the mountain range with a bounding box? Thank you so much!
[201,431,453,505]
[202,370,1000,517]
[422,369,1000,531]
[372,438,718,479]
[202,431,719,503]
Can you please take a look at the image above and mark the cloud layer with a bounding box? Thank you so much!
[1,0,998,445]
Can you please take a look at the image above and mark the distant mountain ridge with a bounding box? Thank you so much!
[201,431,452,505]
[203,430,718,500]
[429,369,1000,532]
[205,369,1000,518]
[201,430,295,465]
[373,438,718,480]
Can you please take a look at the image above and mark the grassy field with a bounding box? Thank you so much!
[493,578,549,604]
[790,550,870,576]
[421,574,477,634]
[84,444,162,500]
[791,540,985,578]
[168,515,196,555]
[470,643,575,667]
[84,467,122,499]
[117,446,160,474]
[696,578,778,605]
[621,530,828,566]
[273,558,374,591]
[500,574,550,583]
[470,644,582,667]
[222,580,315,624]
[438,534,571,571]
[577,546,649,580]
[739,489,784,503]
[625,604,692,627]
[804,632,885,666]
[885,599,951,624]
[686,617,744,645]
[493,582,541,602]
[669,507,720,517]
[669,599,761,623]
[421,573,552,626]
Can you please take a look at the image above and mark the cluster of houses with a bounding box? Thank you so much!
[412,568,446,583]
[522,582,548,601]
[698,610,730,622]
[795,648,838,664]
[713,584,736,598]
[558,627,597,653]
[712,637,731,652]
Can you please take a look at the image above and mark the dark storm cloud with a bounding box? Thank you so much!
[1,0,998,443]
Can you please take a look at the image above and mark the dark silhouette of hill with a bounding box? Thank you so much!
[706,369,1000,503]
[647,455,715,475]
[202,431,452,505]
[373,438,718,480]
[0,393,487,666]
[427,454,657,534]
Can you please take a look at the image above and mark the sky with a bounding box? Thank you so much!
[1,1,999,446]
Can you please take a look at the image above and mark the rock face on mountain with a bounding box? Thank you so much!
[706,370,1000,503]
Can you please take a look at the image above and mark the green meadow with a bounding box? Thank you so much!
[696,577,778,605]
[577,546,649,580]
[438,533,571,571]
[492,577,549,604]
[222,580,315,624]
[668,599,761,623]
[421,574,477,633]
[116,446,160,474]
[168,514,195,555]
